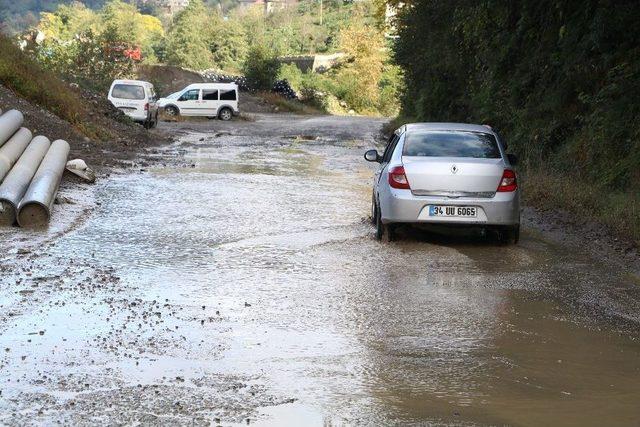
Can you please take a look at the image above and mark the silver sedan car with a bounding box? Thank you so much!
[365,123,520,243]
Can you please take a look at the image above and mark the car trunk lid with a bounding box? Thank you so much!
[402,156,505,197]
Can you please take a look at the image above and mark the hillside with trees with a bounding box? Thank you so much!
[8,0,400,116]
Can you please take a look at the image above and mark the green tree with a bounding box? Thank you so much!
[165,0,214,70]
[74,26,136,89]
[100,0,164,62]
[209,18,248,72]
[243,42,281,90]
[334,20,385,112]
[38,3,100,40]
[36,1,164,64]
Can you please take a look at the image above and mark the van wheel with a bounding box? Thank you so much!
[218,107,233,121]
[165,106,179,117]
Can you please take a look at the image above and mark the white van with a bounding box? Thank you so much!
[108,79,159,128]
[161,83,239,121]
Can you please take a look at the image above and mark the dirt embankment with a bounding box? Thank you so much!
[0,84,169,169]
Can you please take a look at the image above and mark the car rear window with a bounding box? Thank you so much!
[403,130,501,158]
[111,84,145,100]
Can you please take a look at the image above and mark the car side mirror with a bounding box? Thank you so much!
[364,149,381,163]
[507,153,518,166]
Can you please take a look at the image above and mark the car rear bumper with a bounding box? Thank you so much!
[123,111,148,122]
[380,189,520,225]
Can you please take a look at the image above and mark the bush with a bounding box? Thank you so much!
[243,44,281,91]
[278,64,304,93]
[377,64,403,117]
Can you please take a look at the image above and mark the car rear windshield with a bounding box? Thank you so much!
[111,84,145,100]
[403,130,501,158]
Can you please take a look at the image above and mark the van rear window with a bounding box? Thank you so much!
[111,84,145,100]
[403,130,501,158]
[220,90,237,101]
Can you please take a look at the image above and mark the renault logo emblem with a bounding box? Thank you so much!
[451,164,458,174]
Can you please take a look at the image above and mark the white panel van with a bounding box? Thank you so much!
[108,79,159,128]
[160,83,239,120]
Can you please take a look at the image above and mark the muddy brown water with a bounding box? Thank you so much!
[1,114,639,426]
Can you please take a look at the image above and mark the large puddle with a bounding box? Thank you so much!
[2,115,640,425]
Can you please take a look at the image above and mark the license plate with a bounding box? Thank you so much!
[429,205,477,217]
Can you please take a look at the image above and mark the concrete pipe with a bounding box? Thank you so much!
[0,128,33,182]
[0,136,50,226]
[0,110,24,147]
[18,139,70,228]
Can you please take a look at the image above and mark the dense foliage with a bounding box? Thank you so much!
[392,0,639,191]
[391,0,639,240]
[25,1,163,88]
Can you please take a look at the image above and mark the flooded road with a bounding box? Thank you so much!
[1,114,640,426]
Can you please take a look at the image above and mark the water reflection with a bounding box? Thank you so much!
[42,122,640,426]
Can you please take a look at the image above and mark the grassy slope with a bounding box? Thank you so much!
[0,33,111,140]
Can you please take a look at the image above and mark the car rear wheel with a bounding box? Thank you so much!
[218,107,233,121]
[375,202,396,242]
[512,224,520,244]
[370,192,377,225]
[164,106,179,117]
[375,205,385,241]
[497,225,519,244]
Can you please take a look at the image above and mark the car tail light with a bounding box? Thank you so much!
[497,169,517,192]
[144,103,149,111]
[388,166,411,189]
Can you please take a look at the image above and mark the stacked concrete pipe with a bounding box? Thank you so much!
[0,135,51,225]
[0,109,23,146]
[0,128,33,180]
[0,108,72,227]
[18,139,70,228]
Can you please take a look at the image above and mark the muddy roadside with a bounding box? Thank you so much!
[523,206,639,276]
